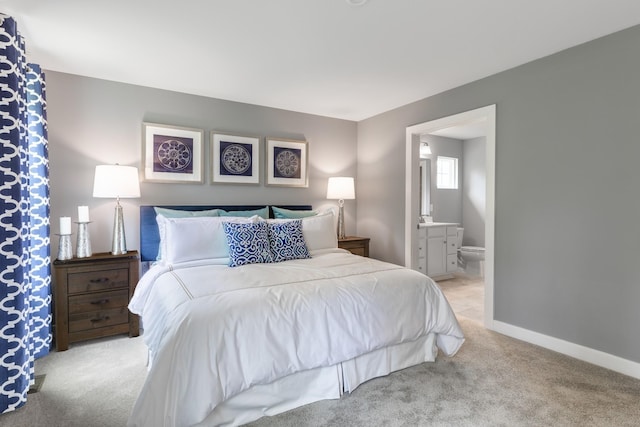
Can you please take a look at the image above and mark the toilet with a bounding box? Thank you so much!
[456,227,485,277]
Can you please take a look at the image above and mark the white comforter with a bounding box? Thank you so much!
[128,249,464,427]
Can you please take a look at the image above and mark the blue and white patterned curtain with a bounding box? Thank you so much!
[0,14,51,414]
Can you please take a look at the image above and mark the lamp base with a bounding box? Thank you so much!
[337,199,346,240]
[111,202,127,255]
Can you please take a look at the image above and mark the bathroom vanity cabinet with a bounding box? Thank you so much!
[417,223,458,280]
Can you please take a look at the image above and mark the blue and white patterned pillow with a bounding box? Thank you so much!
[223,221,273,267]
[268,220,311,263]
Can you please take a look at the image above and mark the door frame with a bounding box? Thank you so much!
[404,104,496,327]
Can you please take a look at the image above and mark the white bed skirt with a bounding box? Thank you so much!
[201,333,438,426]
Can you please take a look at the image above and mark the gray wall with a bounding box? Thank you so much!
[357,25,640,363]
[462,136,486,247]
[46,72,357,254]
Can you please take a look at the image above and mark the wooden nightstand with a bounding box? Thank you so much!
[53,251,140,351]
[338,236,370,257]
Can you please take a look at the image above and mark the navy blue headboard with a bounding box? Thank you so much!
[140,205,313,262]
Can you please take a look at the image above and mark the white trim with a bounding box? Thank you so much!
[493,321,640,380]
[405,104,496,328]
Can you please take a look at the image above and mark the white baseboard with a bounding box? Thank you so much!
[491,320,640,380]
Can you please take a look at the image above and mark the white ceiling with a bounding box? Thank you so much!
[3,0,640,121]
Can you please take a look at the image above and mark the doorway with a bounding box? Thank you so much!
[405,105,495,328]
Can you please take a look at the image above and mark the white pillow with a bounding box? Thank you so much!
[267,208,337,252]
[158,215,260,264]
[301,209,338,252]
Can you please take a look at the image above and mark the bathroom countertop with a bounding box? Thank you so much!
[418,222,459,228]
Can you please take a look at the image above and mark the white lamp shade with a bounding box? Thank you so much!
[93,165,141,198]
[326,177,355,200]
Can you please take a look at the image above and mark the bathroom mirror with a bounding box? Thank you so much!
[419,159,431,217]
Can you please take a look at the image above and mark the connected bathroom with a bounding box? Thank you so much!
[417,131,486,281]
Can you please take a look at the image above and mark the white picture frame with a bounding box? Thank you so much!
[265,138,308,187]
[211,132,260,185]
[142,122,204,184]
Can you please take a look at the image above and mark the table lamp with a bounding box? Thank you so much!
[326,176,355,239]
[92,164,140,255]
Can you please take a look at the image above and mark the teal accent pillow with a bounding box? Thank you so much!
[154,207,221,218]
[219,207,269,219]
[272,206,317,219]
[223,221,273,267]
[268,220,311,262]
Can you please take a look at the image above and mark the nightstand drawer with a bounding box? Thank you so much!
[338,236,370,257]
[68,306,129,333]
[346,246,367,256]
[69,289,129,314]
[68,268,129,294]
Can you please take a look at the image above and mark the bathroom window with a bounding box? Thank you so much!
[436,156,458,189]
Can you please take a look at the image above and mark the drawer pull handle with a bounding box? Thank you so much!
[90,299,110,305]
[90,316,110,323]
[89,277,110,284]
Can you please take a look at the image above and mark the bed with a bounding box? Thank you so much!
[127,205,464,427]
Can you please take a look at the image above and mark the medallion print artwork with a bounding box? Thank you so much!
[220,141,252,176]
[153,134,194,174]
[274,147,301,179]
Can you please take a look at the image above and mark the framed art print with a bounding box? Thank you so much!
[142,122,204,183]
[211,132,260,185]
[266,138,308,187]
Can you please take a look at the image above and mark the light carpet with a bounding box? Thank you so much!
[1,318,639,427]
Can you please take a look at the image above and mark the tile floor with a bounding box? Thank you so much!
[437,274,484,324]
